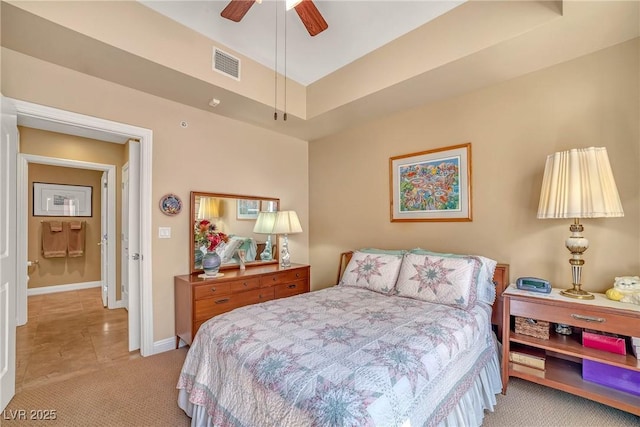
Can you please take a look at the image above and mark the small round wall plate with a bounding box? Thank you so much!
[159,193,182,216]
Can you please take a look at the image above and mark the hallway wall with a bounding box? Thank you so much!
[20,127,126,296]
[28,164,101,288]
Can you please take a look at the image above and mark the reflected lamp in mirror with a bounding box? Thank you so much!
[272,210,302,268]
[198,197,220,220]
[537,147,624,300]
[253,212,277,261]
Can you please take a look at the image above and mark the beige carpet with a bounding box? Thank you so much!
[4,348,638,426]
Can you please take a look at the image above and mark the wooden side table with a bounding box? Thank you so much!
[502,285,640,415]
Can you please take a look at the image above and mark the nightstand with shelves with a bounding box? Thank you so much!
[501,285,640,416]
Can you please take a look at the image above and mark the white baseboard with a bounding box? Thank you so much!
[27,281,101,296]
[153,336,184,355]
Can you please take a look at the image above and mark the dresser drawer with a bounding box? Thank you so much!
[194,282,231,300]
[510,299,640,336]
[194,294,235,320]
[229,277,261,293]
[261,268,309,287]
[235,287,275,306]
[274,280,307,299]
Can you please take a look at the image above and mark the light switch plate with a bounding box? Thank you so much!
[158,227,171,239]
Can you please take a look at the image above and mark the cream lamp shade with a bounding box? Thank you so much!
[198,197,220,219]
[253,211,278,262]
[271,210,302,268]
[272,211,303,235]
[537,147,624,219]
[253,212,278,234]
[537,147,623,299]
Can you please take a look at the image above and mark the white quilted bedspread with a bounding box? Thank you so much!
[177,285,497,427]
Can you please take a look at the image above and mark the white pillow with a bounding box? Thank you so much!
[219,238,243,263]
[409,249,497,305]
[396,252,481,310]
[339,251,403,295]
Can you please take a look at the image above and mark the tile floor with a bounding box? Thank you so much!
[15,287,140,392]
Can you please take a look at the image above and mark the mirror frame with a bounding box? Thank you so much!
[189,191,280,274]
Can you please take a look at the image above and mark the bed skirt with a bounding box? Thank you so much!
[178,345,502,427]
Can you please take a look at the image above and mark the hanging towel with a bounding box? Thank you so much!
[42,221,67,258]
[49,221,63,232]
[67,221,86,257]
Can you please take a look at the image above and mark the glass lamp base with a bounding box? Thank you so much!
[560,286,595,300]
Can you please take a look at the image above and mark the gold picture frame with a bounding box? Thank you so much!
[389,143,472,222]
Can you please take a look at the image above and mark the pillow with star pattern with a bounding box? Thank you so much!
[409,248,498,305]
[395,252,482,309]
[339,251,404,295]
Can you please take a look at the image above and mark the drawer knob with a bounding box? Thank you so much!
[571,314,605,323]
[272,277,277,281]
[288,284,296,289]
[243,282,248,287]
[295,273,300,278]
[215,298,230,304]
[210,287,216,292]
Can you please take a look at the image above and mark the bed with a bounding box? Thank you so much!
[177,249,509,427]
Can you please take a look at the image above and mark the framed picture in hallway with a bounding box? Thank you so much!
[33,182,92,217]
[389,143,472,222]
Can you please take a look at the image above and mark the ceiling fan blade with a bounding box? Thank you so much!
[220,0,256,22]
[294,0,328,36]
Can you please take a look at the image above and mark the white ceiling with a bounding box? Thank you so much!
[139,0,465,86]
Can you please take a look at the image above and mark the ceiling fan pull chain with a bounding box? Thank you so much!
[273,0,278,121]
[284,4,288,122]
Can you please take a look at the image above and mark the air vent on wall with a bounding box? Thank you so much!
[213,47,240,80]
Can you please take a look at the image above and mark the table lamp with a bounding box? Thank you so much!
[537,147,624,299]
[271,210,302,268]
[253,211,277,261]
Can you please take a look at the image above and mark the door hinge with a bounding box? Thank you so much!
[131,253,140,261]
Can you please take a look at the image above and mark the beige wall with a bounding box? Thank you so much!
[3,47,310,342]
[309,39,640,294]
[20,127,126,296]
[27,164,102,288]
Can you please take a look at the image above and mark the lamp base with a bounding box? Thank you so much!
[560,286,595,300]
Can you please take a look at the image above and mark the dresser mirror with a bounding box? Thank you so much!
[190,191,280,274]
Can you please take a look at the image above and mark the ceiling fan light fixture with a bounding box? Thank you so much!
[286,0,302,11]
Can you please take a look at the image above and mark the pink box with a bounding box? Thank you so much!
[582,360,640,396]
[582,330,626,355]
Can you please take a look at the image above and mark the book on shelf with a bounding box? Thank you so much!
[509,345,546,370]
[633,344,639,359]
[582,329,626,355]
[632,336,640,346]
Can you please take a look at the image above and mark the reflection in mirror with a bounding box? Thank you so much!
[190,192,279,274]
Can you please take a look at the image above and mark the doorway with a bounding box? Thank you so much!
[11,98,154,356]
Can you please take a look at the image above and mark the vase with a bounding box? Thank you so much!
[202,251,222,277]
[194,248,204,269]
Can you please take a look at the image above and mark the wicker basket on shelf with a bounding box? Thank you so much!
[514,316,550,340]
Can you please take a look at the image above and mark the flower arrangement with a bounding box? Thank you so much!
[194,219,228,253]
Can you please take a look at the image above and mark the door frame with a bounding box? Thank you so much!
[18,155,117,307]
[10,97,154,356]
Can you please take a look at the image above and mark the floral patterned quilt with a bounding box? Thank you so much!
[177,285,498,427]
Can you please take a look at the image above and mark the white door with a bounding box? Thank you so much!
[126,141,141,351]
[100,172,108,307]
[1,97,18,410]
[121,163,130,310]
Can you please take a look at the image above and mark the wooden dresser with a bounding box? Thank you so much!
[174,263,310,347]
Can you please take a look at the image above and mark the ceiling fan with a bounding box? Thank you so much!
[220,0,328,37]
